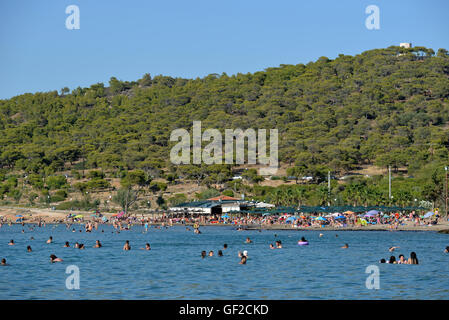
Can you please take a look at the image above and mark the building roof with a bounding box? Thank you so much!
[207,195,240,201]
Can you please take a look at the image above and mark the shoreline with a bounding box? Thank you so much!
[1,206,448,233]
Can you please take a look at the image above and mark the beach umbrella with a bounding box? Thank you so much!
[15,218,22,222]
[74,214,83,218]
[315,216,327,221]
[335,215,346,220]
[383,214,390,218]
[117,211,125,218]
[344,211,355,214]
[366,210,379,215]
[423,211,434,218]
[221,214,230,219]
[102,216,108,222]
[15,214,23,217]
[286,216,297,222]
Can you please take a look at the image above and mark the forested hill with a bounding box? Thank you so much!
[1,46,449,177]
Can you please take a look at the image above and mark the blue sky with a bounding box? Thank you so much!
[1,0,448,99]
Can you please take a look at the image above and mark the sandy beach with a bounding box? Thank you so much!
[1,206,448,232]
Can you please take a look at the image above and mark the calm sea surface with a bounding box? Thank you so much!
[0,224,448,299]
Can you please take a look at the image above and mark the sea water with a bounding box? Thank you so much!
[0,224,448,299]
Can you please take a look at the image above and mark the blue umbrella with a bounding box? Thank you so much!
[315,216,327,221]
[15,214,23,217]
[335,215,346,220]
[423,211,434,218]
[221,214,230,219]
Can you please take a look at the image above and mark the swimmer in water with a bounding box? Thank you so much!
[223,244,228,250]
[94,240,102,248]
[209,251,214,257]
[74,242,79,248]
[79,244,85,249]
[444,246,449,253]
[300,237,308,243]
[245,237,252,244]
[218,250,223,257]
[388,256,397,264]
[64,242,70,247]
[275,241,282,249]
[239,255,247,265]
[27,246,32,252]
[1,258,9,266]
[8,239,15,245]
[140,243,151,250]
[50,254,63,263]
[341,243,349,249]
[398,254,407,264]
[319,233,323,237]
[201,251,206,258]
[46,236,53,244]
[408,252,419,265]
[379,258,386,263]
[123,240,131,250]
[389,246,399,252]
[270,243,275,249]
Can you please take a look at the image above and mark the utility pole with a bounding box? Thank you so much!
[327,171,331,206]
[445,166,448,218]
[388,166,392,201]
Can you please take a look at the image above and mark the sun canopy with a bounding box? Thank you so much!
[423,211,434,218]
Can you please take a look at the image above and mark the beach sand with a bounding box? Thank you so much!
[1,206,448,232]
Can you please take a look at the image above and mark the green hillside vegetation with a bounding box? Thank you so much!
[1,46,448,211]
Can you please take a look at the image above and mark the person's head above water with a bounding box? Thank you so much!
[380,258,386,263]
[389,256,396,263]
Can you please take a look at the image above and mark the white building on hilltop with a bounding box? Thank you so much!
[400,43,412,48]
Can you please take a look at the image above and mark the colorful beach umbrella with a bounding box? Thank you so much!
[74,214,83,218]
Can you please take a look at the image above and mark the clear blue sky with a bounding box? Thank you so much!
[1,0,448,99]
